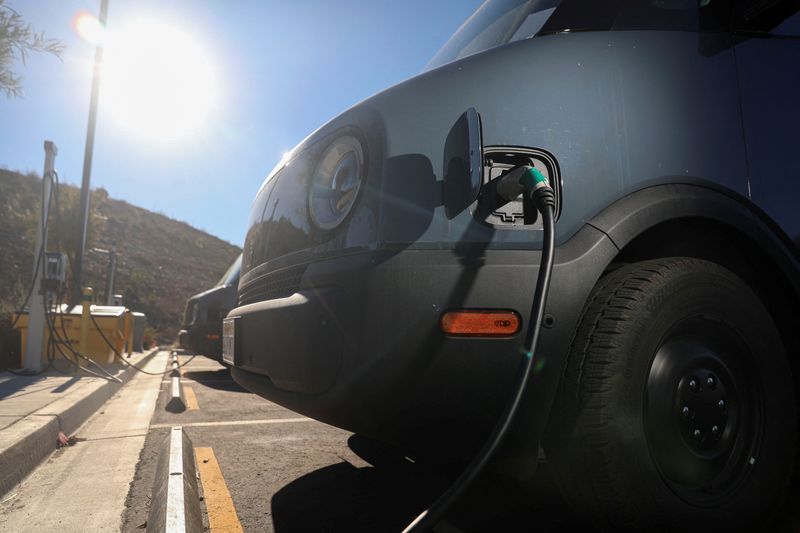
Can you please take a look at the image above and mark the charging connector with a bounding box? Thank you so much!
[403,166,556,533]
[496,165,551,202]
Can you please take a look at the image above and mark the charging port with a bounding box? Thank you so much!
[480,146,561,229]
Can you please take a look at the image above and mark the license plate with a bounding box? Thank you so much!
[222,317,237,365]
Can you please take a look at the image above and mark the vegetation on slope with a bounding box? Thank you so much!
[0,168,241,369]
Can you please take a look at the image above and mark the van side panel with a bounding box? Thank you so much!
[240,31,750,283]
[368,31,747,247]
[735,36,800,253]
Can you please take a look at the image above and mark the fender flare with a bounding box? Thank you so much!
[588,183,800,295]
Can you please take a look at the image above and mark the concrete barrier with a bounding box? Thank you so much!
[166,376,186,413]
[146,427,203,533]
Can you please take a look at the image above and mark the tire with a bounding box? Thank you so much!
[544,258,796,532]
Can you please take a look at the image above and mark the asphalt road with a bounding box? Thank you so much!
[120,352,576,533]
[120,352,800,533]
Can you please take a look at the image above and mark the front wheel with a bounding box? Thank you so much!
[545,258,796,532]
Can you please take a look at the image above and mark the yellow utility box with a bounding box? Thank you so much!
[14,305,129,368]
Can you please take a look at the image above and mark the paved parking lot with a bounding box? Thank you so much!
[120,352,800,533]
[4,354,798,532]
[121,353,576,533]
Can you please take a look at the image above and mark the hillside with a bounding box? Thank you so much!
[0,168,241,368]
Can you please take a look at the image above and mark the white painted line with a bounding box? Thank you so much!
[151,417,312,429]
[171,376,180,399]
[161,379,232,384]
[166,426,185,533]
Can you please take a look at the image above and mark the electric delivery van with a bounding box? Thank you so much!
[179,254,240,361]
[225,1,800,530]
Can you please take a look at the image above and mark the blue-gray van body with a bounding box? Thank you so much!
[230,12,800,465]
[180,255,241,360]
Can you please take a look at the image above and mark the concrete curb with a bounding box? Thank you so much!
[0,346,162,497]
[166,376,186,413]
[166,352,186,413]
[146,426,203,533]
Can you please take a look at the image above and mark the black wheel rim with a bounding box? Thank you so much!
[645,316,764,506]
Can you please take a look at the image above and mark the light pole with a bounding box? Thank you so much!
[72,0,109,304]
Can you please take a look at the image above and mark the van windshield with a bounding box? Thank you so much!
[426,0,561,70]
[216,254,242,287]
[426,0,731,70]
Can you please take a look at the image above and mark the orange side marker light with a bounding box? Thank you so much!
[440,310,521,337]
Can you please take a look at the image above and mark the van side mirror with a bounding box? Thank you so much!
[442,107,483,219]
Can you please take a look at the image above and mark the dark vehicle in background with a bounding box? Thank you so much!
[179,254,241,361]
[226,1,800,530]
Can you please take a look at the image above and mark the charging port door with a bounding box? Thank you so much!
[443,107,483,219]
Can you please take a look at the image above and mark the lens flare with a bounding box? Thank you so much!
[73,11,106,45]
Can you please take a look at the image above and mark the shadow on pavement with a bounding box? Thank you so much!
[272,434,575,533]
[0,374,45,399]
[271,461,446,533]
[347,434,417,471]
[181,369,248,392]
[270,461,576,533]
[51,376,81,393]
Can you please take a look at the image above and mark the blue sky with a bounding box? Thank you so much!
[0,0,481,245]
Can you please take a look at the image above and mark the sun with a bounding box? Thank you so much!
[88,18,217,141]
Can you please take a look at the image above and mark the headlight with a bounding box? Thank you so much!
[184,301,198,325]
[308,135,365,230]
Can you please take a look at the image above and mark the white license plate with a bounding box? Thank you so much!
[222,317,237,365]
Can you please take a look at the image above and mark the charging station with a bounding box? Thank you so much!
[21,141,58,373]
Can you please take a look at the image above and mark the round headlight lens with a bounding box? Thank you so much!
[308,135,365,230]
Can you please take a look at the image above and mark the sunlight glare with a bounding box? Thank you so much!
[100,19,216,141]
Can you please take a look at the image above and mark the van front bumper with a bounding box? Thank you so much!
[230,225,617,461]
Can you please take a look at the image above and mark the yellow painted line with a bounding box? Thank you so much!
[195,447,243,533]
[184,386,199,410]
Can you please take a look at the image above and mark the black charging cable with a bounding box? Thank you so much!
[403,166,556,533]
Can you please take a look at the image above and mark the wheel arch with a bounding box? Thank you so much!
[587,183,800,406]
[588,184,800,294]
[516,184,800,478]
